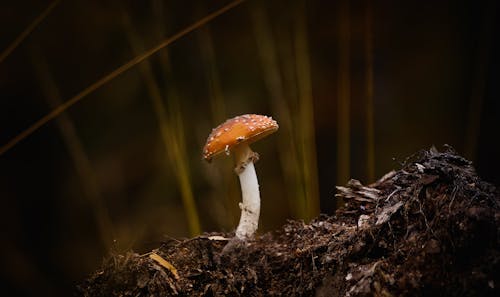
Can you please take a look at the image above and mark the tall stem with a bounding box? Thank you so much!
[234,144,261,238]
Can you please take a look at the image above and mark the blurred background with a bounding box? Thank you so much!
[0,0,499,295]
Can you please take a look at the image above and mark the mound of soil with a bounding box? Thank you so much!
[78,147,499,296]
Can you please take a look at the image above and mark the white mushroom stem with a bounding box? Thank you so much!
[233,144,260,239]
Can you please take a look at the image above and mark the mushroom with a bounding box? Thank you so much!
[203,114,278,239]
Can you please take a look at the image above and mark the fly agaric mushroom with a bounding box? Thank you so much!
[203,114,278,239]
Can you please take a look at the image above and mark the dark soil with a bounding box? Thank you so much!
[78,146,499,296]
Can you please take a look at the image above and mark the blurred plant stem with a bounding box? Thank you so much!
[364,0,375,183]
[122,12,201,236]
[0,0,60,64]
[0,0,246,157]
[337,0,351,207]
[195,17,227,125]
[293,1,320,220]
[250,1,302,219]
[29,48,114,250]
[196,4,239,228]
[251,0,319,220]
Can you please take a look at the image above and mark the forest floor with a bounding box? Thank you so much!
[79,146,499,296]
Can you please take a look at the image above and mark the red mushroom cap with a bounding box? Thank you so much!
[203,114,278,162]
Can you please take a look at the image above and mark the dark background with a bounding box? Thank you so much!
[0,0,498,296]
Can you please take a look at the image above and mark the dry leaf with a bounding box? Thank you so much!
[150,253,179,280]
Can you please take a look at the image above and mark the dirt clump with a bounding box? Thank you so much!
[78,147,499,296]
